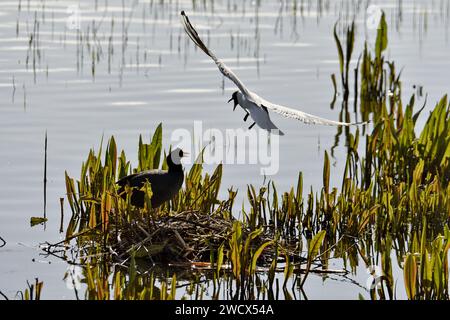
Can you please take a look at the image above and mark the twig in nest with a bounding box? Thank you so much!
[173,229,192,255]
[167,216,225,231]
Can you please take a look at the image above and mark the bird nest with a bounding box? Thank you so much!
[107,210,272,267]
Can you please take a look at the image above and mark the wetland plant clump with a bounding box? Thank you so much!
[38,14,450,300]
[54,124,331,299]
[61,124,273,265]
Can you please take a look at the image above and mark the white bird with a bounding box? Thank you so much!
[181,11,365,135]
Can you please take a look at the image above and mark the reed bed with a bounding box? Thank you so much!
[31,13,450,300]
[32,115,347,300]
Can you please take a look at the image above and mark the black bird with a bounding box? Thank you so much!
[116,148,186,208]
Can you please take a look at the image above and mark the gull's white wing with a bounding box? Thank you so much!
[259,98,366,126]
[181,11,251,96]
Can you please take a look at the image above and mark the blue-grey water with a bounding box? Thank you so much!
[0,0,449,299]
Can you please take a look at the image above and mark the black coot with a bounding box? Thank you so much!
[116,148,186,208]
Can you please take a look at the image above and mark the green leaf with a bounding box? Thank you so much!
[308,230,326,259]
[170,274,177,300]
[296,172,303,201]
[106,136,117,179]
[65,171,77,214]
[404,253,417,299]
[282,252,294,287]
[216,243,224,274]
[244,228,263,258]
[141,180,153,210]
[150,123,163,168]
[375,12,388,59]
[250,241,272,274]
[229,221,242,279]
[129,251,136,285]
[345,21,355,69]
[333,22,344,75]
[323,151,330,194]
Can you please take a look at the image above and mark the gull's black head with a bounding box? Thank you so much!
[228,91,239,111]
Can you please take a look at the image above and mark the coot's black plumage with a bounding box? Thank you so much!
[116,148,185,208]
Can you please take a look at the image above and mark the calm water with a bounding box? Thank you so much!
[0,0,449,299]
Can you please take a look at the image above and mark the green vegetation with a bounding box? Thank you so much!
[32,13,450,300]
[52,123,335,300]
[330,12,450,300]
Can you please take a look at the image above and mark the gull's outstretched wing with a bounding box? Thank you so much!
[181,11,251,96]
[259,98,366,126]
[181,11,365,128]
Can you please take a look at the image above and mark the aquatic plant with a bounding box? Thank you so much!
[329,12,450,300]
[403,224,450,300]
[52,121,342,300]
[38,11,450,301]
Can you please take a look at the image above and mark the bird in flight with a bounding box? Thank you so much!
[180,11,365,135]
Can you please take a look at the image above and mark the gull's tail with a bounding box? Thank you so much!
[180,11,216,60]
